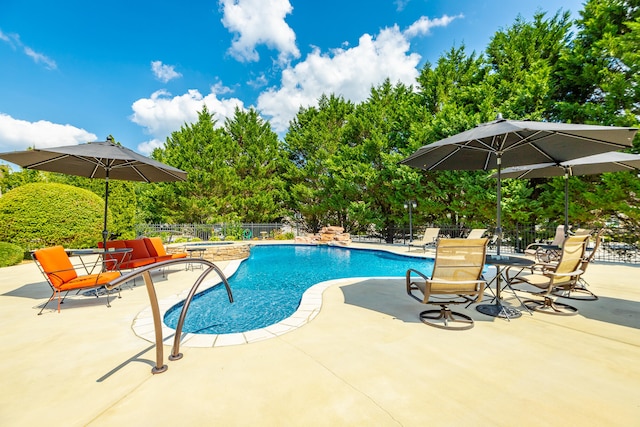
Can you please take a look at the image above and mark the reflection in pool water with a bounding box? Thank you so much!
[164,244,434,334]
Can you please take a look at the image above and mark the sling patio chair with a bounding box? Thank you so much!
[408,227,440,252]
[524,225,566,262]
[406,238,489,330]
[506,234,589,316]
[32,245,122,315]
[466,228,487,239]
[551,228,602,301]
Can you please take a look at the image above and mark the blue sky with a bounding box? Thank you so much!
[0,0,585,157]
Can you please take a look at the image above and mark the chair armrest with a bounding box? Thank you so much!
[427,278,486,286]
[101,257,119,270]
[406,268,430,281]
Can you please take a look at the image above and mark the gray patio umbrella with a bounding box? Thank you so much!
[400,115,637,255]
[0,136,187,249]
[497,151,640,235]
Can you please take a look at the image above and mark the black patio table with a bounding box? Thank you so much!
[476,254,534,320]
[67,247,132,274]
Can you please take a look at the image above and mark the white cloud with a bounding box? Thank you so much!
[129,88,245,141]
[403,14,463,38]
[0,29,13,46]
[0,29,57,70]
[219,0,299,64]
[0,113,97,151]
[137,138,166,156]
[247,73,268,89]
[395,0,411,11]
[151,60,182,83]
[257,25,422,132]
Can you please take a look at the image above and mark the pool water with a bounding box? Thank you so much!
[164,244,435,334]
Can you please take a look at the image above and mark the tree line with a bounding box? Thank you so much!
[1,0,639,243]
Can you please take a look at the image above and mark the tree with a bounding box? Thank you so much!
[147,106,230,223]
[223,107,289,222]
[552,0,640,129]
[341,79,427,241]
[486,10,572,120]
[284,94,355,231]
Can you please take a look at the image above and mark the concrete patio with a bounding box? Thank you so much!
[1,242,639,426]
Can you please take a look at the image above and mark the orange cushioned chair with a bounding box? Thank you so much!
[32,246,121,315]
[144,237,187,260]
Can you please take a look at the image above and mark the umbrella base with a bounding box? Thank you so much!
[476,303,522,319]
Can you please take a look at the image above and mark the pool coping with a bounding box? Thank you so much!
[132,245,433,348]
[131,264,354,348]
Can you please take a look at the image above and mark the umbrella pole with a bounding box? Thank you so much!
[564,168,570,237]
[496,155,502,256]
[103,170,110,251]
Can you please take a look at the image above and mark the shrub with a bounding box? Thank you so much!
[0,182,108,250]
[0,242,25,267]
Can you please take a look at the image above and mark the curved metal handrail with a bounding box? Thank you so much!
[104,257,233,374]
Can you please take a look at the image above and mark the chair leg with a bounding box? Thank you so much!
[551,279,598,301]
[38,291,56,315]
[419,306,475,330]
[522,296,578,316]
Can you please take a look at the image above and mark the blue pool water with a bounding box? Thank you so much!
[164,244,435,335]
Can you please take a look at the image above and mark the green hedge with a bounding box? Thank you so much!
[0,182,108,250]
[0,242,25,267]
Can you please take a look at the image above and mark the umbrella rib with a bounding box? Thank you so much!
[129,165,151,183]
[161,169,188,181]
[428,146,463,169]
[20,153,71,169]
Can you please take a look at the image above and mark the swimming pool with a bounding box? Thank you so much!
[163,244,434,335]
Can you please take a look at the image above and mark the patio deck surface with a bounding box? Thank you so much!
[1,242,639,426]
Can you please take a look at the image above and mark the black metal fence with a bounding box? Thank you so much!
[135,223,288,242]
[135,222,639,264]
[370,224,640,264]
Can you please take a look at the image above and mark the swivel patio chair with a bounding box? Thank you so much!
[524,225,565,262]
[406,238,488,330]
[408,227,440,252]
[32,246,121,315]
[507,234,589,316]
[551,228,602,301]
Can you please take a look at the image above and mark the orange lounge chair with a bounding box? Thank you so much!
[32,246,121,314]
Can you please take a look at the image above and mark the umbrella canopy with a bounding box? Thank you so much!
[0,136,187,249]
[497,151,640,234]
[400,115,637,254]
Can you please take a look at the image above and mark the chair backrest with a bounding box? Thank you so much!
[582,228,602,266]
[124,239,152,260]
[553,234,589,284]
[432,238,488,285]
[33,246,77,288]
[466,229,487,239]
[100,240,129,267]
[420,227,440,242]
[550,225,566,246]
[572,228,592,236]
[144,237,168,257]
